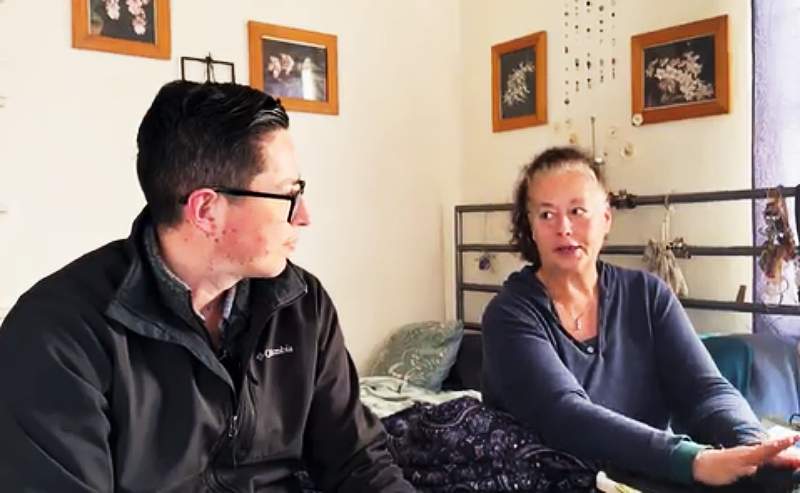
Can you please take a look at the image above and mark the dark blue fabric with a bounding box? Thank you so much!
[481,262,765,483]
[299,397,597,492]
[383,397,597,492]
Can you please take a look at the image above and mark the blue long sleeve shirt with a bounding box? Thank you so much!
[481,262,765,484]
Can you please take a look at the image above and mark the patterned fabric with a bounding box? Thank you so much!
[368,321,464,391]
[383,397,598,492]
[299,396,598,493]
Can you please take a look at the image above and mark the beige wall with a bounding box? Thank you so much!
[0,1,757,359]
[0,0,464,367]
[455,0,753,333]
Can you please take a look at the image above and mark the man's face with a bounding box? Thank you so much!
[213,129,310,278]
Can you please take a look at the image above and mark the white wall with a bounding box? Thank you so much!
[456,0,754,333]
[0,0,464,367]
[0,1,759,360]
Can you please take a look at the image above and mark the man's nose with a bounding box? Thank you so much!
[291,196,311,226]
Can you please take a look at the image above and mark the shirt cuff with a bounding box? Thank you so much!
[669,440,709,484]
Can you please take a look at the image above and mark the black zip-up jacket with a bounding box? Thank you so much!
[0,211,414,492]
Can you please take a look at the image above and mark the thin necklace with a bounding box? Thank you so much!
[537,271,597,333]
[554,300,589,332]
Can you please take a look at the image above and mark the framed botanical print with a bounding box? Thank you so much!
[248,21,339,115]
[71,0,171,59]
[631,15,729,125]
[491,31,547,132]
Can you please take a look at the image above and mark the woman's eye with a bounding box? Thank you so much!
[571,207,587,216]
[539,211,554,220]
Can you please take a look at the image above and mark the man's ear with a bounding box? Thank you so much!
[182,189,224,237]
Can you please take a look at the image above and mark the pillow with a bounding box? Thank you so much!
[701,334,753,396]
[367,320,464,391]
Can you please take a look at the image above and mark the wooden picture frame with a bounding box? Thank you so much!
[631,15,729,125]
[248,21,339,115]
[71,0,171,59]
[491,31,547,132]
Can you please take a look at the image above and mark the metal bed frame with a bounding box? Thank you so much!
[455,185,800,331]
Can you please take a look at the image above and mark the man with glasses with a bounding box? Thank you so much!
[0,81,414,492]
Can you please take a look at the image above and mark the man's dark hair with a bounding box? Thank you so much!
[136,81,290,227]
[510,146,607,267]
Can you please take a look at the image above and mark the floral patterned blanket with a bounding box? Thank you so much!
[299,390,598,492]
[382,396,598,492]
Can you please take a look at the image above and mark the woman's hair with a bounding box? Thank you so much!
[510,146,607,266]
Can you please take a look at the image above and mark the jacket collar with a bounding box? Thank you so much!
[105,208,307,388]
[141,223,251,336]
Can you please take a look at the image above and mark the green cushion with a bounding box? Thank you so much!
[701,335,753,395]
[367,320,464,391]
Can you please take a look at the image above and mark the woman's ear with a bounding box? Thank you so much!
[603,203,613,236]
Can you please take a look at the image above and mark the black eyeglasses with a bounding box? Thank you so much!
[180,180,306,222]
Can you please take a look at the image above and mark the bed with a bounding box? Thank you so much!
[356,327,800,492]
[348,194,800,492]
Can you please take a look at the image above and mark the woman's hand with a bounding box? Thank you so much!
[692,435,800,486]
[769,443,800,469]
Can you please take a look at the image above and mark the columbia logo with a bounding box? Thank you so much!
[256,345,294,361]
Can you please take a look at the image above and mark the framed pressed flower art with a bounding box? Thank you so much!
[491,31,547,132]
[248,21,339,115]
[631,15,728,125]
[71,0,171,59]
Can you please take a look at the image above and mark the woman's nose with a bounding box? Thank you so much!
[556,215,573,236]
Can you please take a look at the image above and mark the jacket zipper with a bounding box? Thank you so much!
[227,311,281,462]
[228,413,240,467]
[227,414,240,440]
[209,289,306,489]
[205,404,241,493]
[223,319,263,468]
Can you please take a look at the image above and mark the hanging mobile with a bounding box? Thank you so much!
[599,58,605,83]
[586,58,592,89]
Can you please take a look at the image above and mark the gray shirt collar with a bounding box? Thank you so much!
[143,225,249,333]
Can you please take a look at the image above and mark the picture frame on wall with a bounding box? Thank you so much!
[71,0,171,59]
[491,31,547,132]
[248,21,339,115]
[631,15,729,125]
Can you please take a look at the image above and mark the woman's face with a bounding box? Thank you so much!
[527,164,612,274]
